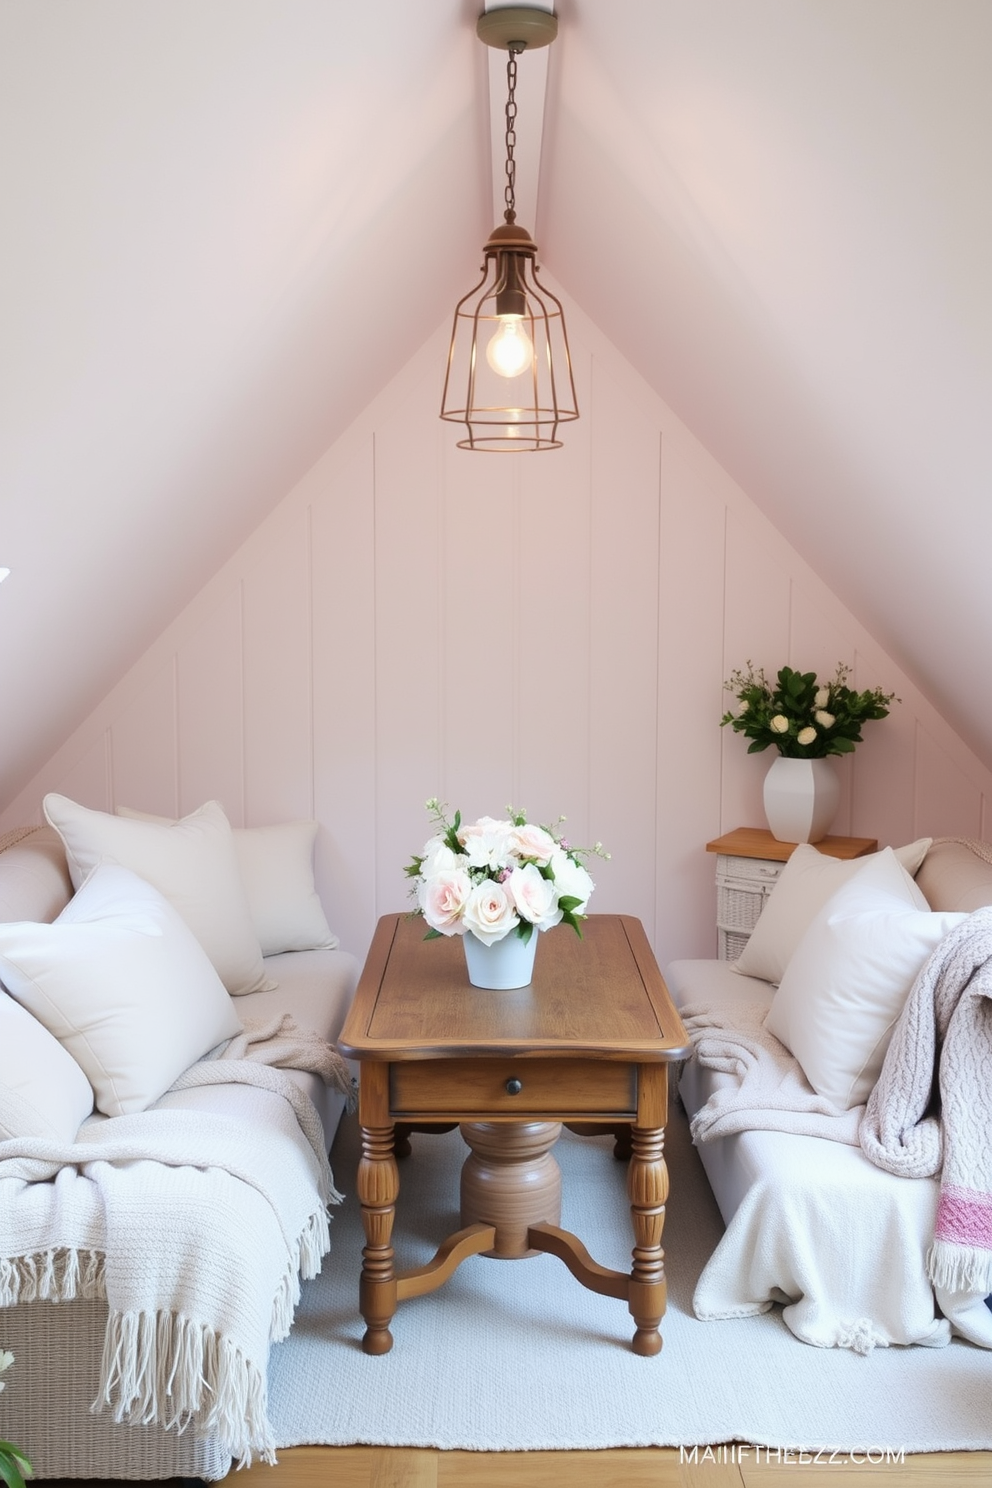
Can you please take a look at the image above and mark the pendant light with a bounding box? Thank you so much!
[440,6,578,452]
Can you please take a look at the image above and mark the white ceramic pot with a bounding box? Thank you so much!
[462,929,538,989]
[762,756,840,844]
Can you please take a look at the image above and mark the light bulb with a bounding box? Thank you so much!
[485,317,533,378]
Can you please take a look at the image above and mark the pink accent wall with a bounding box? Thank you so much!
[5,308,992,967]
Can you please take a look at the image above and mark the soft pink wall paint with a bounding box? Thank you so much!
[5,305,992,968]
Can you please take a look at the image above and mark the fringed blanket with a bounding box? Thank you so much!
[0,1018,353,1466]
[860,908,992,1295]
[680,1001,862,1146]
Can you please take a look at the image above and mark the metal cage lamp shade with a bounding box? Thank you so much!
[440,8,578,452]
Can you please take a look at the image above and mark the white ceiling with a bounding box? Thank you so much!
[2,0,990,804]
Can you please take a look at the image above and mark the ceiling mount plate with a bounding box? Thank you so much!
[476,6,558,51]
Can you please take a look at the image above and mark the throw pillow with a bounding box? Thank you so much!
[733,837,932,986]
[43,794,272,995]
[764,848,966,1110]
[0,864,243,1117]
[0,992,94,1141]
[117,808,338,956]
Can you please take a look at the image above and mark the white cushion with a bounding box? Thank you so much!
[733,838,932,986]
[0,992,94,1140]
[234,821,337,955]
[43,794,272,995]
[118,808,337,956]
[764,849,966,1110]
[0,864,242,1117]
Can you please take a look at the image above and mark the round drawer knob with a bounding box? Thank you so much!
[505,1078,523,1096]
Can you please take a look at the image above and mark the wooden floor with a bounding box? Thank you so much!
[36,1444,991,1486]
[230,1445,991,1487]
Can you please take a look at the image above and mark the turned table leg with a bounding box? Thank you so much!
[627,1122,668,1355]
[357,1124,400,1354]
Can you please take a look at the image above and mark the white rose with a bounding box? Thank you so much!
[418,835,459,880]
[797,726,817,747]
[507,863,562,931]
[549,850,595,914]
[419,868,472,935]
[814,709,835,728]
[770,714,790,734]
[461,816,515,872]
[509,822,557,865]
[462,879,519,945]
[814,687,830,708]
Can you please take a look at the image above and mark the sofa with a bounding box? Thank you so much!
[665,835,992,1355]
[0,801,360,1480]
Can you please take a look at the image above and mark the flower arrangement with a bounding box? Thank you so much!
[721,662,897,759]
[405,799,609,944]
[0,1351,32,1488]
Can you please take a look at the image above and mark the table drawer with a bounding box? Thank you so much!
[389,1058,637,1118]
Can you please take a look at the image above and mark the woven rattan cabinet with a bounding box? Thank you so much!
[714,852,785,960]
[705,827,879,961]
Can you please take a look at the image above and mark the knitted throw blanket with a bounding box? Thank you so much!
[860,908,992,1294]
[680,1000,862,1146]
[0,1025,348,1465]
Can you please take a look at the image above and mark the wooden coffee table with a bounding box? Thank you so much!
[337,913,690,1357]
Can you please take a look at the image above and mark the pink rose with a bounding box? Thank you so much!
[419,869,472,935]
[507,863,561,931]
[462,879,519,945]
[509,823,557,865]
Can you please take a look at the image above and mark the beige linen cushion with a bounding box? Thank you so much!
[764,848,965,1110]
[733,837,932,986]
[915,838,992,913]
[118,808,337,956]
[43,794,272,995]
[0,864,242,1117]
[0,991,95,1140]
[0,827,74,924]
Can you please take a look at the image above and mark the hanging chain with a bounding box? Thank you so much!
[503,44,523,223]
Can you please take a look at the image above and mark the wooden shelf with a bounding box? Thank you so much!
[705,826,878,862]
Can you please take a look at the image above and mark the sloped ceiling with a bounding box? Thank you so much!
[2,0,990,806]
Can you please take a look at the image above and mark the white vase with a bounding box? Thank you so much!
[462,930,538,989]
[762,756,840,844]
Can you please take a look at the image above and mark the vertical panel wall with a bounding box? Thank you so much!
[5,308,992,967]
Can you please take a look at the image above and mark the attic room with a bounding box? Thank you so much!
[1,2,991,1485]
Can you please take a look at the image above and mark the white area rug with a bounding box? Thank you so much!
[267,1103,992,1454]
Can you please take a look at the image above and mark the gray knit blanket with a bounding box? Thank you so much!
[860,908,992,1294]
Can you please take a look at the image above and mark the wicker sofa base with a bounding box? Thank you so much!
[2,1298,230,1480]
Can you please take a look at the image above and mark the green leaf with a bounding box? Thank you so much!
[557,895,583,914]
[517,921,534,944]
[423,927,443,941]
[0,1445,31,1488]
[559,908,584,938]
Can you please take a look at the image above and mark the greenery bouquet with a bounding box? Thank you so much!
[721,663,896,759]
